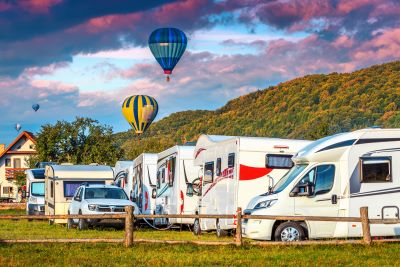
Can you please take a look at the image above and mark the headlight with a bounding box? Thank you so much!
[88,204,97,211]
[254,199,277,209]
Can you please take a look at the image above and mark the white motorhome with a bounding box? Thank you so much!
[113,161,134,191]
[243,128,400,241]
[26,168,45,215]
[192,135,312,236]
[155,145,201,225]
[45,165,114,224]
[130,153,158,215]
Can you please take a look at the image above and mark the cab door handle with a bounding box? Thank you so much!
[331,194,337,204]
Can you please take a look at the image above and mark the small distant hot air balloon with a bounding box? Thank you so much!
[32,104,40,112]
[121,95,158,135]
[148,27,187,82]
[15,123,21,132]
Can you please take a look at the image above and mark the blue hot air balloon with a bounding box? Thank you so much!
[148,28,187,81]
[32,104,40,112]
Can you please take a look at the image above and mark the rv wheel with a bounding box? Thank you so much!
[216,220,228,238]
[274,222,305,242]
[193,219,201,236]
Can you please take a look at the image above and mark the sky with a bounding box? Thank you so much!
[0,0,399,144]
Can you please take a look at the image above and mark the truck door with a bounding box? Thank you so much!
[293,164,340,238]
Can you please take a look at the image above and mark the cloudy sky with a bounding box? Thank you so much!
[0,0,399,144]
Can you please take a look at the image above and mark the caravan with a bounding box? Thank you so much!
[130,153,158,215]
[243,128,400,241]
[45,164,114,223]
[26,168,45,215]
[192,135,311,236]
[155,145,201,225]
[113,161,134,193]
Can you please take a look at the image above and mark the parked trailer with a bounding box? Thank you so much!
[113,161,134,192]
[243,128,400,241]
[26,168,45,215]
[155,145,201,226]
[191,135,312,236]
[130,153,158,216]
[45,165,114,224]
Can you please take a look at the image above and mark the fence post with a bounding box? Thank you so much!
[125,206,134,247]
[235,207,243,246]
[360,206,371,245]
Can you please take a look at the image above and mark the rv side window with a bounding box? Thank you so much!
[266,154,294,169]
[157,171,161,189]
[204,162,214,183]
[297,164,335,195]
[50,181,54,198]
[167,157,176,187]
[162,169,165,184]
[216,158,221,176]
[228,153,235,168]
[360,157,391,183]
[63,181,105,198]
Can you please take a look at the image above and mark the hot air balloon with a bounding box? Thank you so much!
[32,104,40,112]
[148,27,187,82]
[122,95,158,135]
[15,123,21,132]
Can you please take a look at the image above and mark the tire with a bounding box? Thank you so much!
[274,221,305,242]
[78,211,88,230]
[193,219,201,236]
[216,219,228,238]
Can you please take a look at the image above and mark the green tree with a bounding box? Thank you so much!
[35,117,123,165]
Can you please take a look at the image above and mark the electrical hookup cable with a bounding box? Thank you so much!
[137,209,174,231]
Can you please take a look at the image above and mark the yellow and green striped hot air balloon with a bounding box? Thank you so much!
[122,95,158,135]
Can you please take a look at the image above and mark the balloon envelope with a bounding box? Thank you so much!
[32,104,40,112]
[148,28,187,76]
[122,95,158,135]
[15,123,21,132]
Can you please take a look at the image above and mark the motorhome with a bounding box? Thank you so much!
[192,135,312,236]
[113,161,134,190]
[243,128,400,241]
[130,153,158,215]
[155,145,201,226]
[45,164,114,224]
[26,168,45,215]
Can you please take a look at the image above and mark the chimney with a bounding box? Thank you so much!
[0,144,4,154]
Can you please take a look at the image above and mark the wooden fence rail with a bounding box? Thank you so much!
[0,206,399,247]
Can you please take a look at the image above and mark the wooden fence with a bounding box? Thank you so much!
[1,206,400,247]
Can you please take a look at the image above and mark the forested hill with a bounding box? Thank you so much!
[115,61,400,159]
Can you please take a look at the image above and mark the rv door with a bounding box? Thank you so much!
[293,164,340,238]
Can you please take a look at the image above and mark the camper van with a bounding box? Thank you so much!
[192,135,312,236]
[45,165,114,224]
[155,145,201,225]
[113,161,134,191]
[26,168,45,215]
[243,128,400,241]
[130,153,158,215]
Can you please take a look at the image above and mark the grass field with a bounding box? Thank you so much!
[1,210,400,266]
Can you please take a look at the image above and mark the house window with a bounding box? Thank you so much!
[5,158,11,167]
[29,144,35,149]
[13,158,21,168]
[228,153,235,168]
[3,186,13,194]
[216,158,221,176]
[360,157,391,183]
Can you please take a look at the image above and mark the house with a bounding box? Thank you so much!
[0,131,36,201]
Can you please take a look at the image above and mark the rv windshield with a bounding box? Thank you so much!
[84,188,128,200]
[31,182,45,197]
[272,164,308,194]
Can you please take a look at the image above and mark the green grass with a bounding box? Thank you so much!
[1,243,400,266]
[1,210,399,266]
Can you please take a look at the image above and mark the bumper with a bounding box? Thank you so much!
[28,204,45,215]
[242,219,275,240]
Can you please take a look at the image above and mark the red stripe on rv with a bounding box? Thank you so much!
[239,164,273,181]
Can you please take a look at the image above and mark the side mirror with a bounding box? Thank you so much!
[74,196,81,202]
[151,188,157,199]
[21,190,27,198]
[186,183,194,197]
[291,182,314,197]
